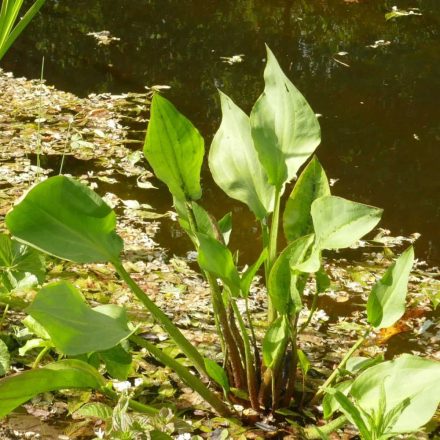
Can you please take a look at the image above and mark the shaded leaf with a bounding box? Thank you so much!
[0,339,10,377]
[283,157,330,241]
[27,282,131,355]
[262,315,289,368]
[204,358,230,393]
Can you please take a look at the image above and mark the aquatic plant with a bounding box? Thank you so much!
[0,0,46,61]
[1,47,439,438]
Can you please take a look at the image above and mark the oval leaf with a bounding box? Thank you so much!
[351,354,440,434]
[209,91,275,219]
[283,156,330,241]
[6,176,123,264]
[144,94,204,201]
[367,246,414,329]
[26,282,132,355]
[250,45,321,188]
[0,359,105,418]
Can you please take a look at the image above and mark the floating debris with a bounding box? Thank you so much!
[86,30,120,46]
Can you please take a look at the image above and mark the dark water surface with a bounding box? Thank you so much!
[4,0,440,264]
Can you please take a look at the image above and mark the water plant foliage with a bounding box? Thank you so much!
[0,46,438,438]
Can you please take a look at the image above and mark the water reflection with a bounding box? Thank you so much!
[4,0,439,263]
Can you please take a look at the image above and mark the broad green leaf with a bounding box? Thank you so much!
[144,93,204,201]
[100,344,132,380]
[0,359,105,418]
[351,354,440,433]
[312,195,383,250]
[204,358,230,392]
[73,402,113,420]
[283,157,330,241]
[269,234,314,314]
[326,388,371,440]
[6,176,123,264]
[345,355,384,374]
[240,248,268,298]
[209,91,275,219]
[196,233,241,297]
[26,282,131,355]
[0,339,9,376]
[297,349,310,377]
[315,266,331,293]
[367,246,414,329]
[262,315,289,368]
[250,46,321,188]
[0,234,45,292]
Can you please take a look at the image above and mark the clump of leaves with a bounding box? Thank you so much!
[1,46,439,439]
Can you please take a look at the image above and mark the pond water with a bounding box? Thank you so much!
[3,0,440,265]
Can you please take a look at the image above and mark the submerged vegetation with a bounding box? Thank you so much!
[0,45,439,439]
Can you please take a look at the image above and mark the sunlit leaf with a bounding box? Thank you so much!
[351,354,440,433]
[27,282,131,355]
[209,91,275,219]
[250,45,321,189]
[6,176,123,264]
[196,233,241,297]
[144,93,204,201]
[367,246,414,329]
[0,359,105,418]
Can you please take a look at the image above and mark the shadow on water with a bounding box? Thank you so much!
[4,0,439,265]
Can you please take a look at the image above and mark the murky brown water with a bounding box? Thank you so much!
[4,0,440,265]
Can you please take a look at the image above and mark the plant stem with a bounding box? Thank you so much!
[267,187,282,323]
[100,386,158,416]
[230,299,259,410]
[32,345,50,369]
[312,329,370,403]
[112,261,207,378]
[131,335,232,417]
[298,286,319,334]
[302,415,348,439]
[184,201,245,389]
